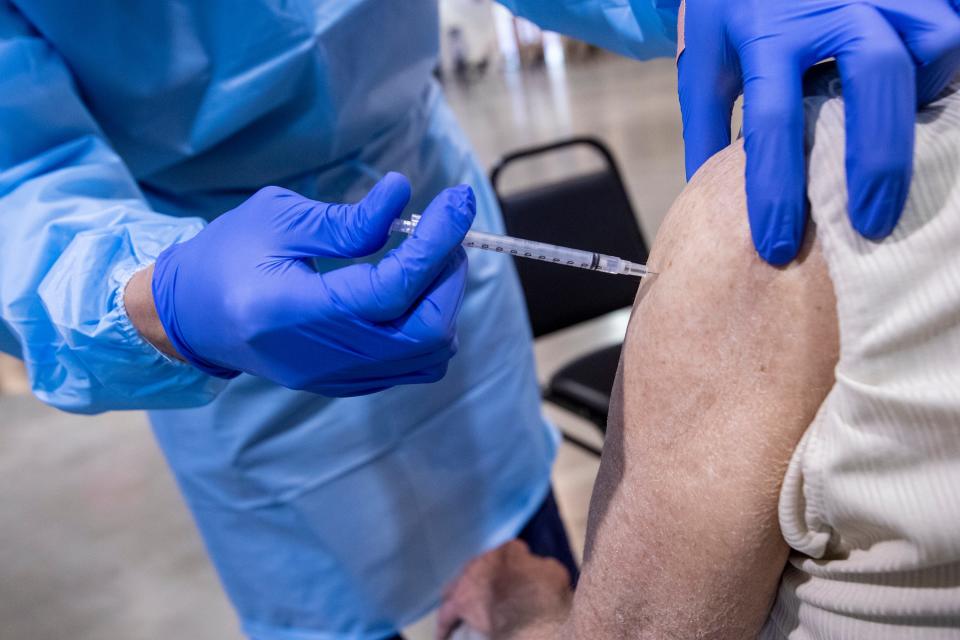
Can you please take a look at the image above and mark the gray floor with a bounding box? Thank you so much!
[0,53,685,640]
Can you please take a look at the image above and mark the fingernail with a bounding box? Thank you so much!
[849,196,901,240]
[848,158,910,240]
[442,185,476,226]
[378,172,411,194]
[450,184,473,199]
[852,213,896,240]
[761,240,797,266]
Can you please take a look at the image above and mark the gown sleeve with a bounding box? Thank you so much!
[0,3,225,414]
[496,0,679,60]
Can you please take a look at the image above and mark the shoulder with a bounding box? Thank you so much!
[622,139,838,426]
[645,140,825,309]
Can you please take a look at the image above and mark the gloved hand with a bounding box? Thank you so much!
[151,173,475,396]
[678,0,960,264]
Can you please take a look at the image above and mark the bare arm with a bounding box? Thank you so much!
[440,141,840,639]
[564,139,839,638]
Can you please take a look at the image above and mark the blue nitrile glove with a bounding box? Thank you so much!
[679,0,960,264]
[151,173,475,397]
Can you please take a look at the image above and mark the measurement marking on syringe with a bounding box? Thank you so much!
[391,216,649,278]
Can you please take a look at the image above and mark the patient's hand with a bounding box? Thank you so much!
[437,541,571,640]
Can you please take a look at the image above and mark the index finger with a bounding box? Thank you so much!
[678,1,742,180]
[740,47,807,264]
[323,185,476,322]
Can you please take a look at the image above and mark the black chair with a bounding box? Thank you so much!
[489,137,650,455]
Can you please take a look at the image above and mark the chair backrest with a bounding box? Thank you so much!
[490,137,649,338]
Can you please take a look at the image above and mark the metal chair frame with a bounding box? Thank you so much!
[489,137,649,456]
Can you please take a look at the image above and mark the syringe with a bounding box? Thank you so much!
[390,215,651,277]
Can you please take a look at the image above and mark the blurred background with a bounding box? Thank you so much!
[0,2,686,638]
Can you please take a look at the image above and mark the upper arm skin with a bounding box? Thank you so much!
[567,142,840,639]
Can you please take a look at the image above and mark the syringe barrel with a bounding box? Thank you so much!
[389,215,648,277]
[389,217,419,235]
[463,230,598,270]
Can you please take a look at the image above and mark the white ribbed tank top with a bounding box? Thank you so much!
[761,74,960,638]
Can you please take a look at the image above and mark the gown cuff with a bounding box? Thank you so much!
[35,217,228,413]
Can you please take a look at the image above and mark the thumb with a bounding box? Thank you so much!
[323,184,476,322]
[271,172,412,258]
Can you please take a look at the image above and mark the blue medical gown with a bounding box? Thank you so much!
[499,0,679,59]
[0,1,675,637]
